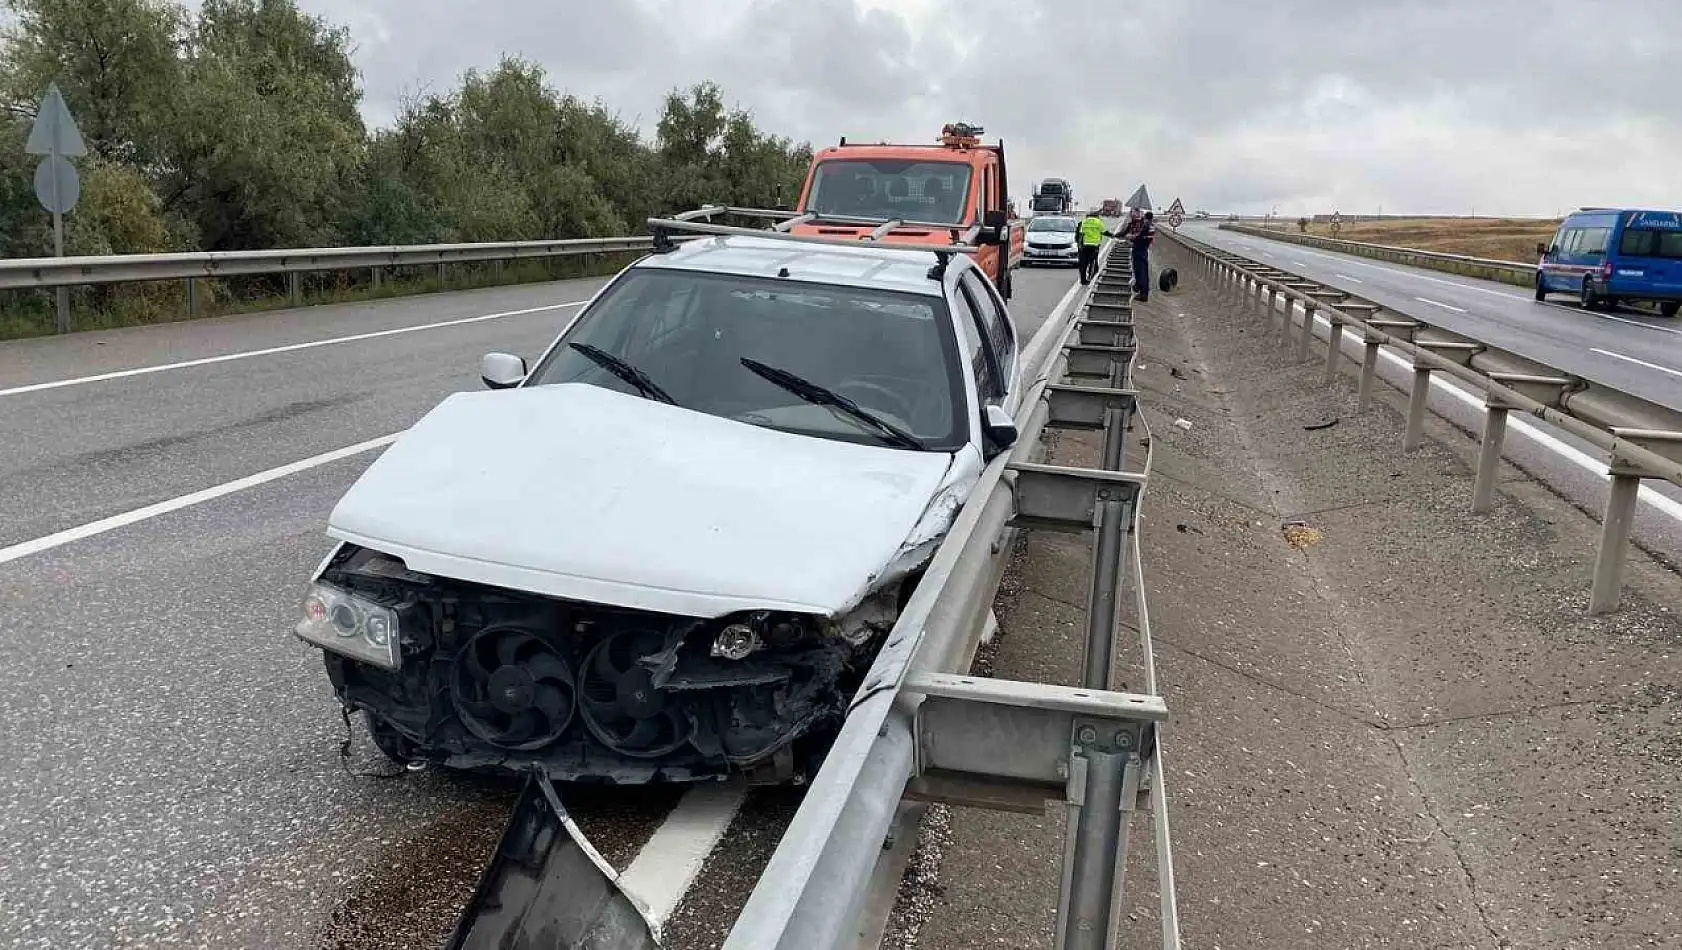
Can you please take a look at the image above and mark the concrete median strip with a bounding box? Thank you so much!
[0,300,587,398]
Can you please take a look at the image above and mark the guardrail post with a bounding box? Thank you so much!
[54,286,71,334]
[1472,403,1511,514]
[1358,337,1382,411]
[288,272,302,307]
[1295,303,1316,363]
[186,278,200,318]
[1060,746,1143,950]
[1404,364,1433,451]
[438,262,448,286]
[1323,317,1344,385]
[372,267,383,291]
[1589,469,1640,615]
[1278,298,1295,351]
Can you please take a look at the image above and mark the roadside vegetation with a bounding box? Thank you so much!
[1289,217,1562,263]
[0,0,812,339]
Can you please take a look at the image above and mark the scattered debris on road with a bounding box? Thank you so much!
[1281,521,1322,549]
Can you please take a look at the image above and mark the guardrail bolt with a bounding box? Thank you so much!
[1077,725,1099,745]
[1113,730,1131,748]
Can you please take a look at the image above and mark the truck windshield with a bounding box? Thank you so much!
[525,268,968,451]
[805,159,973,226]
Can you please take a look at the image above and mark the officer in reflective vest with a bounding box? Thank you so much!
[1075,212,1113,285]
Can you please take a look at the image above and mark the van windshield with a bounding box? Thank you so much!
[1619,228,1682,260]
[805,159,973,226]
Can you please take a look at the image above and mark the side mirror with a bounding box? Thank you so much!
[1536,242,1549,256]
[982,404,1018,454]
[481,352,527,389]
[983,209,1008,230]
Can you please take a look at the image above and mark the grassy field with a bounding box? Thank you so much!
[1271,217,1562,263]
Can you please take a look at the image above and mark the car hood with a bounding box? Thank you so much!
[326,383,965,619]
[1027,231,1076,244]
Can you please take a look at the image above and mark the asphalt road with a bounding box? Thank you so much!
[1180,222,1682,412]
[0,263,1078,948]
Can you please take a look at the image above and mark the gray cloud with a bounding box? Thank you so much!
[303,0,1682,216]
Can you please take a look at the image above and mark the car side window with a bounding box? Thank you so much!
[959,271,1013,388]
[950,282,1001,401]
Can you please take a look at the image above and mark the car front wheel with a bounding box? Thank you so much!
[1534,273,1547,302]
[1662,302,1680,318]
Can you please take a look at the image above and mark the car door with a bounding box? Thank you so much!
[948,271,1001,447]
[957,268,1020,411]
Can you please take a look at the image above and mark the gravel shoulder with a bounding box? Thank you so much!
[898,243,1682,949]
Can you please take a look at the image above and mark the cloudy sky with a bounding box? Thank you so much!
[298,0,1681,218]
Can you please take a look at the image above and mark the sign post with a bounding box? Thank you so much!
[26,83,87,334]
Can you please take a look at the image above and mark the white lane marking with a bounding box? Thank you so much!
[1578,307,1682,336]
[1291,302,1682,521]
[0,301,588,398]
[618,783,747,931]
[0,433,399,565]
[1591,347,1682,380]
[1291,258,1310,266]
[1334,274,1364,284]
[1414,296,1469,313]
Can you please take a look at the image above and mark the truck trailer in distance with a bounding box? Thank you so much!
[1031,178,1074,215]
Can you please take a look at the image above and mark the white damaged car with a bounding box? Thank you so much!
[294,227,1025,784]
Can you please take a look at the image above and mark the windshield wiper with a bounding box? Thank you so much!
[739,357,925,451]
[569,343,676,405]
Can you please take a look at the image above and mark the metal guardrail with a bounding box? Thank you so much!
[1164,228,1682,614]
[1217,222,1535,287]
[2,205,1039,333]
[723,240,1180,950]
[0,235,661,333]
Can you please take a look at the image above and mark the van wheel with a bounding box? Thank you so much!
[1662,302,1680,318]
[1533,274,1547,301]
[1580,279,1603,311]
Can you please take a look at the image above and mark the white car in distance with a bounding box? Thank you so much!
[293,220,1026,785]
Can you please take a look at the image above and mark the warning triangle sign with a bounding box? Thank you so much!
[1167,197,1185,215]
[1125,185,1151,210]
[25,84,86,157]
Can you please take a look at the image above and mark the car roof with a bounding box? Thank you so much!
[632,234,952,297]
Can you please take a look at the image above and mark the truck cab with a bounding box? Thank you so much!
[789,123,1025,299]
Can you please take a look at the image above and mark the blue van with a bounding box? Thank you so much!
[1535,208,1682,316]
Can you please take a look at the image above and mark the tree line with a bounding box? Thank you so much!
[0,0,815,262]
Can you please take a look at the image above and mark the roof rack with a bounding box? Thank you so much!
[646,206,983,256]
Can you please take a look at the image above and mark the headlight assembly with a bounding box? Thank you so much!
[296,582,401,670]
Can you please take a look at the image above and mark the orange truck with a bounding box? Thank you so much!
[787,123,1026,299]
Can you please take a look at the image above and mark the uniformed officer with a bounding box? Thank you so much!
[1075,212,1112,285]
[1120,209,1157,301]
